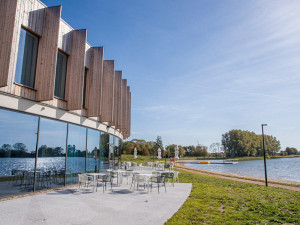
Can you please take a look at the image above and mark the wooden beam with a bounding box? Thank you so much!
[35,6,61,101]
[128,91,131,137]
[100,60,114,122]
[0,0,18,87]
[86,47,103,117]
[121,79,127,133]
[125,86,130,133]
[65,29,87,110]
[111,71,122,127]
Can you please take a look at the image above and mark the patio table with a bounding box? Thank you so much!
[112,170,133,185]
[86,173,106,191]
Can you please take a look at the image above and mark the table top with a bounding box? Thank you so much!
[86,173,106,176]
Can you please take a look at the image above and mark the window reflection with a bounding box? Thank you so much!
[15,28,39,88]
[66,124,86,185]
[100,133,109,171]
[86,129,100,173]
[0,108,38,198]
[36,118,67,191]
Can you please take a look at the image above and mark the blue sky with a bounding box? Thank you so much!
[42,0,300,150]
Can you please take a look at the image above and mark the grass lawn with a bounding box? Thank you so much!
[166,170,300,224]
[121,154,171,163]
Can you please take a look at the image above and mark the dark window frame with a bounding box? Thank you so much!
[14,26,39,89]
[82,68,88,109]
[54,50,68,100]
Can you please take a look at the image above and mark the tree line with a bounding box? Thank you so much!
[121,136,210,158]
[221,129,281,157]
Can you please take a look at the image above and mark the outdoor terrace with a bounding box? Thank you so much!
[0,165,192,225]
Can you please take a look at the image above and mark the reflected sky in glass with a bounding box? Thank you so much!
[39,118,67,151]
[0,109,38,152]
[68,124,86,152]
[87,128,100,155]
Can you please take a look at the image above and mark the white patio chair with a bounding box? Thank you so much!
[150,175,166,193]
[78,174,89,190]
[174,171,179,183]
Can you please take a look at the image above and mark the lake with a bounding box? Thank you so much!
[185,157,300,183]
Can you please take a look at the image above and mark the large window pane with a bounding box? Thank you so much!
[15,28,39,88]
[0,108,38,199]
[100,133,109,171]
[66,124,86,185]
[109,135,115,169]
[36,118,67,191]
[86,129,100,173]
[54,50,68,99]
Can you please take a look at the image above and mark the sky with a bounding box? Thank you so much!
[42,0,300,150]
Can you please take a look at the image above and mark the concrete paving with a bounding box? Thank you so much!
[0,182,192,225]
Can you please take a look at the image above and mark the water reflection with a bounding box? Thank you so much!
[0,109,38,198]
[66,124,86,185]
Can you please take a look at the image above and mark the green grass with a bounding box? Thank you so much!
[121,154,171,163]
[166,170,300,224]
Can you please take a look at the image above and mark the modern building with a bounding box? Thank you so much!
[0,0,131,199]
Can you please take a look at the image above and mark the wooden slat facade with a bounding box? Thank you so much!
[35,6,61,101]
[121,79,127,133]
[0,0,18,87]
[65,29,87,110]
[126,86,130,133]
[100,60,115,123]
[86,47,103,117]
[111,71,122,128]
[0,0,131,139]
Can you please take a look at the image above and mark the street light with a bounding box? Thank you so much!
[261,124,268,187]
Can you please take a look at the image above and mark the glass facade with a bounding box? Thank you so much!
[36,118,67,191]
[0,108,38,198]
[66,124,86,185]
[86,129,100,173]
[100,133,109,170]
[0,107,122,199]
[15,28,39,88]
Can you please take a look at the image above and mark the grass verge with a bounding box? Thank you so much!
[176,164,300,188]
[166,170,300,224]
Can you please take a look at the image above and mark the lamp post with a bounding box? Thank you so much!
[261,124,268,187]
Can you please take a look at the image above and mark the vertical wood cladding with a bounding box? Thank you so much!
[0,0,130,139]
[126,86,130,133]
[121,79,127,132]
[123,87,130,139]
[0,0,18,87]
[86,47,103,117]
[35,6,61,101]
[111,71,122,127]
[101,60,115,123]
[128,91,131,137]
[65,29,87,110]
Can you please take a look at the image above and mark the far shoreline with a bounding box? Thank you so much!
[177,160,300,187]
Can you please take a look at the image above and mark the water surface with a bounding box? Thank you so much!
[185,157,300,182]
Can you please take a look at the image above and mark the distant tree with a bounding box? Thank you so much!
[1,144,12,151]
[221,129,281,157]
[209,143,221,158]
[285,147,298,155]
[13,143,27,152]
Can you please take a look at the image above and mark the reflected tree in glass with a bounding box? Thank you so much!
[0,109,38,198]
[36,118,67,191]
[100,133,109,171]
[66,124,86,185]
[86,129,100,173]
